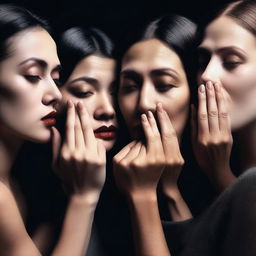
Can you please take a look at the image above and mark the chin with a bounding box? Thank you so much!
[101,139,116,151]
[26,130,52,143]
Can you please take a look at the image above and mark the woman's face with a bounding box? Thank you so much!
[60,55,117,151]
[198,16,256,131]
[119,39,190,140]
[0,28,62,143]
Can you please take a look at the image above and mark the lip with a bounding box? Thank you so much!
[41,111,57,127]
[94,125,117,140]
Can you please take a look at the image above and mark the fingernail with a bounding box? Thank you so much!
[214,82,220,92]
[77,101,83,110]
[157,103,163,113]
[147,111,154,118]
[199,84,205,93]
[141,113,147,121]
[206,81,212,90]
[67,100,73,108]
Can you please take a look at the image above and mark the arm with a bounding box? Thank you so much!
[113,110,171,256]
[158,103,192,221]
[191,82,236,193]
[51,101,106,256]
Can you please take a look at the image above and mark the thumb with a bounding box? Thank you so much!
[51,127,61,166]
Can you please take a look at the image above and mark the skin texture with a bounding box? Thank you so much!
[118,39,191,218]
[198,16,256,131]
[0,27,109,256]
[119,39,189,140]
[51,101,107,256]
[0,28,62,143]
[195,15,256,192]
[191,82,235,193]
[114,39,193,256]
[60,55,117,151]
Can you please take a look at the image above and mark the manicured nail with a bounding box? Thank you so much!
[67,100,73,108]
[206,81,212,90]
[77,101,83,110]
[214,82,220,92]
[157,102,163,113]
[199,84,205,93]
[141,113,147,121]
[147,111,154,119]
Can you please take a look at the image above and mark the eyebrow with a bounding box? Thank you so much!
[198,46,246,56]
[19,57,61,73]
[68,76,99,87]
[121,68,180,80]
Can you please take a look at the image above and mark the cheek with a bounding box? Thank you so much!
[118,94,136,121]
[223,67,256,104]
[162,89,190,137]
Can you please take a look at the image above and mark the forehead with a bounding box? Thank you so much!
[200,16,256,50]
[7,28,59,64]
[122,39,184,72]
[68,55,116,80]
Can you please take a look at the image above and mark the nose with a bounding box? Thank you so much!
[42,78,62,107]
[137,80,157,114]
[94,92,115,121]
[198,57,221,85]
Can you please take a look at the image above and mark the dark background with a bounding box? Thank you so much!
[1,0,232,45]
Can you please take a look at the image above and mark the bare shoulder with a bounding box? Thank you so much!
[0,181,16,208]
[0,181,41,255]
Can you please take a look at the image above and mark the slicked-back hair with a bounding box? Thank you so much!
[140,14,197,84]
[122,14,197,98]
[57,27,114,83]
[0,4,50,62]
[219,0,256,36]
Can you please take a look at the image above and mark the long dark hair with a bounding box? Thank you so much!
[57,27,114,83]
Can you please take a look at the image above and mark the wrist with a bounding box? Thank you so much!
[128,190,158,204]
[69,191,101,208]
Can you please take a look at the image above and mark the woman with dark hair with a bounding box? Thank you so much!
[0,5,111,256]
[113,14,200,255]
[145,1,256,255]
[56,26,119,255]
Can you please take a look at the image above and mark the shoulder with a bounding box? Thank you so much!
[0,181,15,208]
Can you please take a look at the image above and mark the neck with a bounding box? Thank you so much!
[233,120,256,173]
[0,127,23,184]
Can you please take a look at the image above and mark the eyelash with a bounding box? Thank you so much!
[223,61,241,70]
[24,75,41,83]
[156,84,174,92]
[72,91,94,98]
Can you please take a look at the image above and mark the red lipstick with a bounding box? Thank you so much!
[41,111,57,127]
[94,125,117,140]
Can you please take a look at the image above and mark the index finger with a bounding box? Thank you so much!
[65,100,75,151]
[156,103,180,156]
[77,102,96,146]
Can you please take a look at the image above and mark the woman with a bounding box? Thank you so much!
[56,26,120,256]
[116,2,256,255]
[113,14,198,255]
[193,0,256,193]
[0,5,107,256]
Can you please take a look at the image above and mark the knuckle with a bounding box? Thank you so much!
[163,129,176,139]
[208,110,218,117]
[199,113,208,120]
[219,111,228,118]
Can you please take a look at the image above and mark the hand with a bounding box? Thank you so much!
[191,81,235,192]
[156,103,185,194]
[51,101,106,202]
[113,111,165,198]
